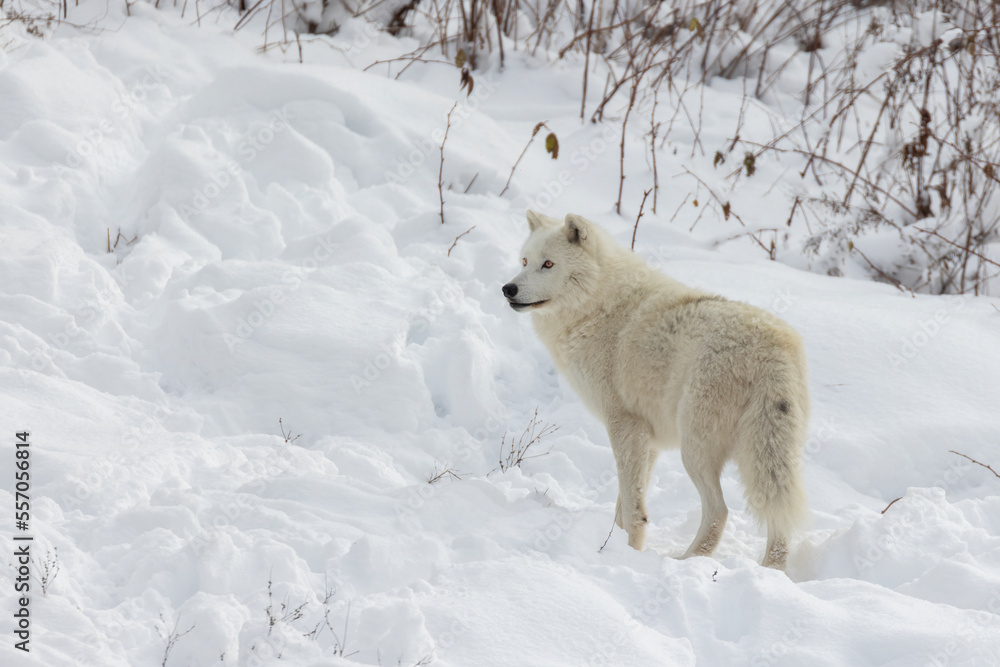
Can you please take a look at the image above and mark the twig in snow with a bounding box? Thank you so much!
[785,196,801,228]
[915,228,1000,270]
[850,245,908,294]
[439,103,457,225]
[631,188,652,251]
[881,497,902,514]
[616,72,640,216]
[648,88,660,213]
[463,172,479,194]
[107,228,136,252]
[580,0,597,121]
[264,575,307,636]
[598,511,616,552]
[157,613,195,667]
[949,450,1000,479]
[679,167,772,259]
[447,226,476,257]
[329,601,356,657]
[279,418,301,445]
[30,547,60,596]
[304,575,337,642]
[500,122,548,197]
[491,408,557,474]
[428,465,464,483]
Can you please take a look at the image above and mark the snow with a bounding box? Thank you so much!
[1,2,999,666]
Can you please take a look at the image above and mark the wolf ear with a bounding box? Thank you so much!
[564,214,591,246]
[526,209,548,232]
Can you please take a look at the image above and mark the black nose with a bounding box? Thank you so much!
[502,283,518,299]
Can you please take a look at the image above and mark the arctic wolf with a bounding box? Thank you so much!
[503,210,809,569]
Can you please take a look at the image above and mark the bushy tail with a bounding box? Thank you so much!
[734,373,810,546]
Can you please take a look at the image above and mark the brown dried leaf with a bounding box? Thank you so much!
[545,132,559,159]
[459,67,474,97]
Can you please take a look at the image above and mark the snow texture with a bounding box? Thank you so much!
[0,3,999,666]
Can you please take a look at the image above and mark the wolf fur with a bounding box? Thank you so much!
[502,210,810,569]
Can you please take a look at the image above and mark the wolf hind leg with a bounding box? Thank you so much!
[679,441,728,559]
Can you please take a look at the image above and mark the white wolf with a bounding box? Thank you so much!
[503,210,810,569]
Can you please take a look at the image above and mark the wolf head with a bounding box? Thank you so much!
[502,210,600,314]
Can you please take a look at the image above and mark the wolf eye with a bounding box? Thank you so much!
[522,258,527,266]
[543,260,554,269]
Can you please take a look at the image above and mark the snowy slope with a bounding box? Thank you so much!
[1,3,1000,666]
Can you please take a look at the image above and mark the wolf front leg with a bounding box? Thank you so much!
[607,414,656,550]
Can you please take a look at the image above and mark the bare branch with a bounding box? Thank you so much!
[447,225,476,257]
[439,103,457,225]
[949,450,1000,479]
